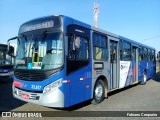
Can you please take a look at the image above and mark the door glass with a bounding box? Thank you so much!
[132,47,136,61]
[110,42,117,63]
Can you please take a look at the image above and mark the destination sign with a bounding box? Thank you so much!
[20,21,54,33]
[19,16,61,33]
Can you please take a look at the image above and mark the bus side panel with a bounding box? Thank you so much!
[70,83,85,105]
[67,64,92,107]
[151,61,155,76]
[119,61,132,88]
[139,61,147,81]
[138,61,143,82]
[147,61,151,78]
[132,61,136,83]
[63,78,70,107]
[84,66,92,100]
[147,61,155,79]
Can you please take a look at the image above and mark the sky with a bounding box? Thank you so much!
[0,0,160,52]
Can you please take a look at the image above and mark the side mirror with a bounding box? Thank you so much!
[7,42,10,53]
[7,36,18,56]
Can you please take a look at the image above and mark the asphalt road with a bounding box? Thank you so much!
[0,73,160,120]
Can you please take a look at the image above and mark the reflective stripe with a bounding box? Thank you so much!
[80,78,86,81]
[63,80,70,83]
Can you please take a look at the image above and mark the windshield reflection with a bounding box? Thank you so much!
[16,32,63,70]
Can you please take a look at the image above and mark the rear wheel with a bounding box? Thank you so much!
[91,80,105,104]
[141,72,147,85]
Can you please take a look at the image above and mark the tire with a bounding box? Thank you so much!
[91,80,105,104]
[141,72,147,85]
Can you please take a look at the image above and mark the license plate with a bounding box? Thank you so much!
[21,94,30,100]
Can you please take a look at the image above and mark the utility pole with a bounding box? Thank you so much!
[93,0,99,27]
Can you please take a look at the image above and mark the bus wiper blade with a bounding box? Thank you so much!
[41,30,47,42]
[32,36,38,50]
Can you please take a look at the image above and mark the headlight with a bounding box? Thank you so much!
[43,78,62,94]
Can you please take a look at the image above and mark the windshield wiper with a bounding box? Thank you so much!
[32,30,47,50]
[32,36,38,50]
[27,35,35,58]
[41,30,47,42]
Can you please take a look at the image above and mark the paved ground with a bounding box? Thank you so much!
[0,73,160,120]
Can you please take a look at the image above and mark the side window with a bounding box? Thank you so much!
[139,47,143,61]
[151,50,155,61]
[110,41,117,63]
[120,40,123,60]
[123,41,131,61]
[76,37,89,60]
[143,48,148,61]
[93,33,108,61]
[68,36,75,59]
[67,35,90,75]
[68,36,89,60]
[148,49,151,61]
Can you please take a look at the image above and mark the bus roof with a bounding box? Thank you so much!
[91,26,155,50]
[19,15,155,50]
[63,15,155,50]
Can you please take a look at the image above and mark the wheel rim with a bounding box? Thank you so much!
[143,74,146,82]
[95,84,103,100]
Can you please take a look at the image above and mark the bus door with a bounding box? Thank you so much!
[110,40,118,90]
[132,46,138,83]
[66,25,91,106]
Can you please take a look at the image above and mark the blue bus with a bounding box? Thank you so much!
[8,15,156,107]
[0,44,14,80]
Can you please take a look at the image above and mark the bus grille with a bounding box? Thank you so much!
[14,70,47,81]
[16,88,40,100]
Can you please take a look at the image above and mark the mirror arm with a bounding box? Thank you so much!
[7,36,18,56]
[7,36,18,42]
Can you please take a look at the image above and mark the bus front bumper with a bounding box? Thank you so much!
[13,86,64,108]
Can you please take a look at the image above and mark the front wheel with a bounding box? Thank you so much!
[91,80,105,104]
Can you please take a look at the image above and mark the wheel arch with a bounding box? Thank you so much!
[94,75,108,98]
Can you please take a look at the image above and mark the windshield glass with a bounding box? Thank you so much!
[16,32,63,70]
[0,48,14,66]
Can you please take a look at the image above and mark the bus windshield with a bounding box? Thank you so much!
[0,47,14,66]
[16,32,63,70]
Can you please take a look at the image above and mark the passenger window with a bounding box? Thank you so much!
[123,42,131,61]
[148,49,151,61]
[139,48,143,61]
[120,40,123,60]
[93,33,108,60]
[143,48,148,61]
[110,42,117,63]
[151,50,155,61]
[68,36,89,60]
